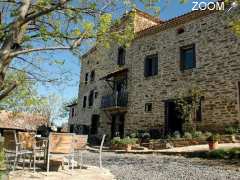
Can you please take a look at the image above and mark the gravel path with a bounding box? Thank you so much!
[83,151,240,180]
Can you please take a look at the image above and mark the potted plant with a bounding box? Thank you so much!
[111,137,137,151]
[207,134,220,150]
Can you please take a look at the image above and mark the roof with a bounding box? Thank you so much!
[136,9,216,38]
[67,103,77,108]
[132,8,163,24]
[100,68,128,80]
[81,7,218,58]
[0,111,48,131]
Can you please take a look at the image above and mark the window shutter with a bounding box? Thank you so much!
[180,49,184,71]
[144,58,148,77]
[153,56,158,75]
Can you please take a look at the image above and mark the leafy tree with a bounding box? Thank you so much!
[0,70,44,111]
[0,0,163,101]
[60,97,77,118]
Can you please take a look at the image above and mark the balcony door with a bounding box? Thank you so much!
[111,113,125,138]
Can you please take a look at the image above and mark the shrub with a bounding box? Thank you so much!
[204,132,212,138]
[142,133,150,139]
[111,137,138,145]
[149,129,162,139]
[191,131,203,138]
[224,127,238,135]
[228,147,240,159]
[208,148,240,159]
[129,133,137,138]
[0,137,4,170]
[208,149,227,159]
[183,132,192,139]
[172,131,181,139]
[207,134,220,142]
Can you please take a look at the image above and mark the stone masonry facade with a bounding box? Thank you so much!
[72,8,240,138]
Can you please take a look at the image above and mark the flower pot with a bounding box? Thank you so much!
[208,141,218,150]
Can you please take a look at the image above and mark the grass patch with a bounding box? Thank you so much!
[208,148,240,159]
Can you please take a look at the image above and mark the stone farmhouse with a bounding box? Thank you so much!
[69,8,240,139]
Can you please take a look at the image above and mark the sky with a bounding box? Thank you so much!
[36,0,216,125]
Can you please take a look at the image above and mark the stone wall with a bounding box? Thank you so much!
[125,11,240,135]
[76,9,240,138]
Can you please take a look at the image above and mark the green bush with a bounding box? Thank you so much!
[183,132,192,139]
[172,131,181,139]
[208,149,227,159]
[208,148,240,159]
[228,147,240,159]
[204,132,212,139]
[191,131,203,138]
[111,137,138,145]
[0,138,4,170]
[224,127,239,135]
[207,134,220,142]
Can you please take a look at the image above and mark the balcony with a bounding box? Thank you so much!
[101,91,128,110]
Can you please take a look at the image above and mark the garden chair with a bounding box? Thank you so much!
[73,135,88,168]
[18,132,48,172]
[3,130,34,171]
[47,133,75,172]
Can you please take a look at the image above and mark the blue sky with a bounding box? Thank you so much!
[37,0,215,124]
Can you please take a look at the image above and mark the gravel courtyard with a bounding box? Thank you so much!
[83,151,240,180]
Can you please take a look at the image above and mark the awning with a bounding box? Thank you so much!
[100,68,128,80]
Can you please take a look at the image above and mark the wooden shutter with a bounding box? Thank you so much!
[153,55,158,75]
[144,58,149,77]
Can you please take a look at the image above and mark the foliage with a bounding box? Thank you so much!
[174,86,202,124]
[191,131,203,138]
[172,131,181,139]
[208,148,240,159]
[204,132,213,139]
[149,129,162,139]
[0,71,45,111]
[224,126,239,134]
[111,137,138,145]
[183,132,192,139]
[0,137,4,170]
[207,134,220,142]
[59,97,78,119]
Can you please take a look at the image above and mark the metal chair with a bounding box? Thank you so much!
[3,130,34,171]
[73,135,88,168]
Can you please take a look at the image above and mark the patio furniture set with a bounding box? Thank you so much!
[2,130,106,173]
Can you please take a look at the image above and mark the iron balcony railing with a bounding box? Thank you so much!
[101,91,128,108]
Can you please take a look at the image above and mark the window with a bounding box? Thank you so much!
[144,54,158,77]
[71,108,75,117]
[177,27,185,35]
[83,96,87,108]
[117,47,126,65]
[180,44,196,71]
[145,103,152,112]
[88,90,94,107]
[90,70,95,81]
[85,73,88,84]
